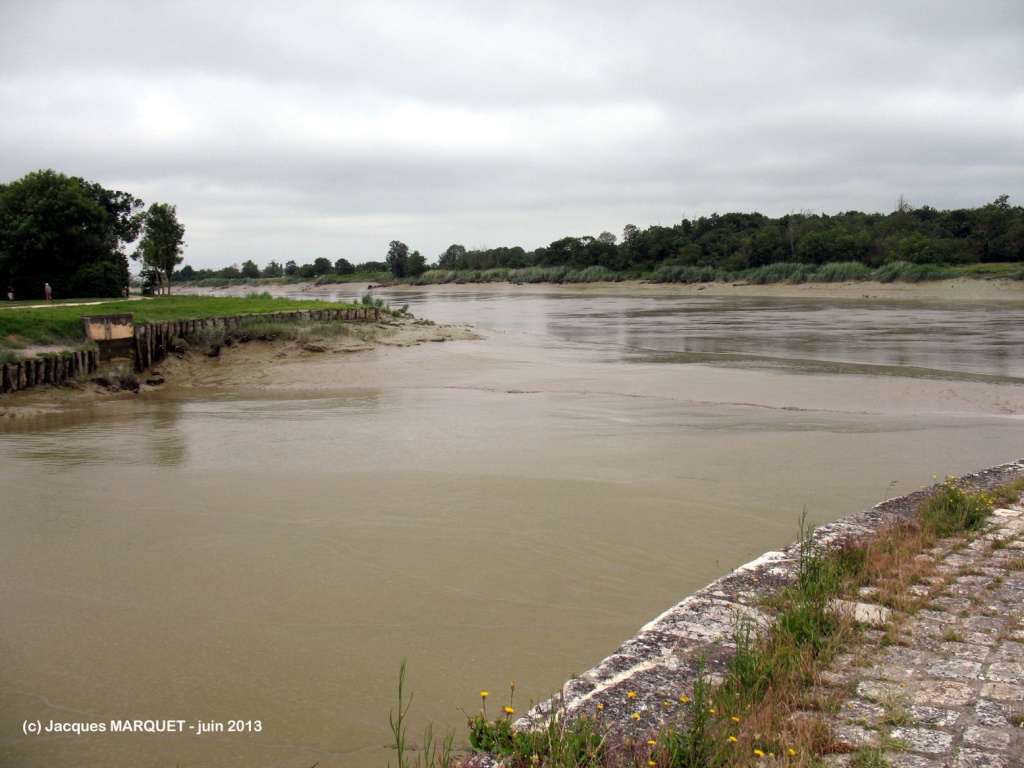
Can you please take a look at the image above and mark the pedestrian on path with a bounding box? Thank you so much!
[6,285,12,301]
[44,282,52,300]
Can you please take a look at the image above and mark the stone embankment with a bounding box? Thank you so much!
[515,460,1024,767]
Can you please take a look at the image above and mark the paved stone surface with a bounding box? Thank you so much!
[512,460,1024,768]
[821,503,1024,768]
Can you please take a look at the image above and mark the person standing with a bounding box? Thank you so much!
[6,285,12,301]
[44,282,52,300]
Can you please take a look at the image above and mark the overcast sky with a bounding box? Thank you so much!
[2,1,1021,270]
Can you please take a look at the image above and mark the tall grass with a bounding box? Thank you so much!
[872,261,956,283]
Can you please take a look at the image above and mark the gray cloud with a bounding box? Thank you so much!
[2,0,1021,269]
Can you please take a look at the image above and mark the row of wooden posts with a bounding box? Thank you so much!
[1,306,381,394]
[1,349,102,394]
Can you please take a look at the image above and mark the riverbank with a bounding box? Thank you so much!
[0,315,480,417]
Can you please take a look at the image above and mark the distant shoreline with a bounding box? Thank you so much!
[191,276,1024,303]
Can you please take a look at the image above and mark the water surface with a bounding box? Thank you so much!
[2,288,1021,767]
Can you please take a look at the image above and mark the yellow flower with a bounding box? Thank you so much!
[632,713,641,720]
[504,707,515,715]
[596,704,604,711]
[754,749,765,757]
[680,696,690,704]
[709,708,716,714]
[647,740,657,746]
[731,716,740,723]
[480,692,489,699]
[728,736,737,743]
[788,748,796,756]
[648,762,656,767]
[663,701,671,707]
[627,691,637,698]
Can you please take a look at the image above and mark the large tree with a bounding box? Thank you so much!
[386,240,410,277]
[0,169,142,298]
[134,203,185,294]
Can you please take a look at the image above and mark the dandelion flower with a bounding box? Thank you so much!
[788,748,796,756]
[679,696,690,704]
[731,716,740,723]
[504,707,515,715]
[728,736,737,743]
[627,691,637,699]
[596,704,604,711]
[480,692,489,699]
[754,749,765,757]
[663,701,671,707]
[709,708,716,714]
[647,740,657,746]
[648,762,656,767]
[632,713,641,720]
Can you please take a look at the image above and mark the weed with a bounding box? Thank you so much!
[849,745,891,768]
[389,662,454,768]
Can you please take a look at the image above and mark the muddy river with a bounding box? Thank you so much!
[1,286,1021,767]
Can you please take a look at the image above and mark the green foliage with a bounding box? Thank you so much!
[465,684,604,766]
[390,662,454,768]
[0,169,141,299]
[810,261,873,282]
[387,240,411,277]
[658,659,733,768]
[66,260,130,298]
[918,478,994,539]
[873,261,956,283]
[240,260,261,278]
[134,202,186,293]
[849,746,891,768]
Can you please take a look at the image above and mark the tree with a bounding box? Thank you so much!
[134,203,185,294]
[0,169,142,298]
[284,260,298,276]
[334,257,354,275]
[240,259,260,278]
[438,244,466,269]
[312,257,332,275]
[262,260,283,278]
[386,240,410,277]
[406,250,427,277]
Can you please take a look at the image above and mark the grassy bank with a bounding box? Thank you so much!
[397,475,1024,768]
[0,294,360,355]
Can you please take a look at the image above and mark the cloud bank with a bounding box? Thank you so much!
[2,1,1021,269]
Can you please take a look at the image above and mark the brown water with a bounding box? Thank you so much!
[2,289,1022,767]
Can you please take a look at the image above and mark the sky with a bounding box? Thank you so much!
[1,1,1021,271]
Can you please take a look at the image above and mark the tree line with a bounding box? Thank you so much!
[178,196,1021,285]
[0,169,185,300]
[430,196,1022,276]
